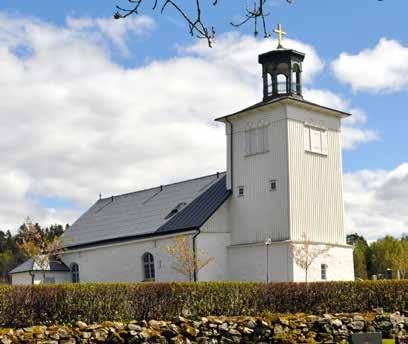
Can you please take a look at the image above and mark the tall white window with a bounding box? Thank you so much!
[304,125,328,155]
[245,126,269,156]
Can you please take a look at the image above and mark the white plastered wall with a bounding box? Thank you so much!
[11,271,71,285]
[61,233,196,283]
[228,242,291,282]
[291,244,354,282]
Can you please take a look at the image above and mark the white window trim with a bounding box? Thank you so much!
[304,123,328,156]
[244,125,270,157]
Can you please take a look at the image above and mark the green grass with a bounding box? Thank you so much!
[382,340,395,344]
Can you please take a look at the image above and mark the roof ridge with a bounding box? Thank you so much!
[98,172,226,201]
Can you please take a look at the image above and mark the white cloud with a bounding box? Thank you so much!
[0,14,376,232]
[332,38,408,93]
[66,16,155,55]
[344,163,408,240]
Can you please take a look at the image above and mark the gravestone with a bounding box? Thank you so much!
[351,332,382,344]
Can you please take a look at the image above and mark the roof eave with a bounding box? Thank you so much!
[214,96,351,122]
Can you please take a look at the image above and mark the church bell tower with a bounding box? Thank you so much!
[215,24,354,282]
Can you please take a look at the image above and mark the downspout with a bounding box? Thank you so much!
[225,117,234,191]
[29,271,34,285]
[192,229,201,282]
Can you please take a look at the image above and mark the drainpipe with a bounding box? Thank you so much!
[29,271,35,285]
[225,117,234,191]
[192,229,201,282]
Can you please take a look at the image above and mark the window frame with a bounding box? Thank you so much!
[321,263,327,280]
[270,179,277,191]
[304,124,328,156]
[238,185,245,197]
[142,252,155,281]
[244,125,269,157]
[70,262,80,283]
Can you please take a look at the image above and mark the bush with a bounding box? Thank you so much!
[0,280,407,327]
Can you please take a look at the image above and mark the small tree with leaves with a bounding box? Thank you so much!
[165,235,214,281]
[290,232,331,283]
[17,218,65,283]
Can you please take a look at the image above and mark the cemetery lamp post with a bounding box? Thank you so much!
[265,238,272,283]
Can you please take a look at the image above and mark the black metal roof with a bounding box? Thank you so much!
[157,175,231,233]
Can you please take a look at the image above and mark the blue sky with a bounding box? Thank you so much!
[0,0,407,239]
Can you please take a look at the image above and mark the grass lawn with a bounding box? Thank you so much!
[382,340,395,344]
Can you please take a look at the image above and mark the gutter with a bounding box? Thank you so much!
[192,228,201,282]
[225,117,234,191]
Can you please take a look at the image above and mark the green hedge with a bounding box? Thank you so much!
[0,281,407,327]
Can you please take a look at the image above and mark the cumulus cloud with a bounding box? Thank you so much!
[344,163,408,240]
[332,38,408,93]
[66,16,155,55]
[0,14,376,232]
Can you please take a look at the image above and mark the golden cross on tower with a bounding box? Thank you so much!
[273,24,287,49]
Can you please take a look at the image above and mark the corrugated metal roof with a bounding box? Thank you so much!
[9,256,70,274]
[63,173,229,248]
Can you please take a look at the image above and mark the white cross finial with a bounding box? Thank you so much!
[273,24,287,49]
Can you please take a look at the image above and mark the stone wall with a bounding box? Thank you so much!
[0,311,407,343]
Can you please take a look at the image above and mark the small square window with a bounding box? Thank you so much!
[270,180,277,191]
[238,186,244,197]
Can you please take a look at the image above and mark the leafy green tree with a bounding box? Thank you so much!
[353,237,369,280]
[0,250,13,283]
[369,235,403,278]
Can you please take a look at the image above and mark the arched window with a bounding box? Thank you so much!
[70,263,79,283]
[142,252,155,281]
[277,74,287,94]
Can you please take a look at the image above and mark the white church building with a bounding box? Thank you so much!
[10,39,354,285]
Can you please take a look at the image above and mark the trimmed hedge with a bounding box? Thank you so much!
[0,281,407,327]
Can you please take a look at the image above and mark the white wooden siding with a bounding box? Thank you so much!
[228,111,290,245]
[287,118,346,245]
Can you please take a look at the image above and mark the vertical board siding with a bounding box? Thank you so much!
[287,119,346,245]
[229,114,290,245]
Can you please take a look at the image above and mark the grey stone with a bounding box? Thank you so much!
[348,321,365,331]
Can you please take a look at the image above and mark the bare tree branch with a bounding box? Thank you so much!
[114,0,385,47]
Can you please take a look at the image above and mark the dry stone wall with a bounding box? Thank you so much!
[0,312,407,343]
